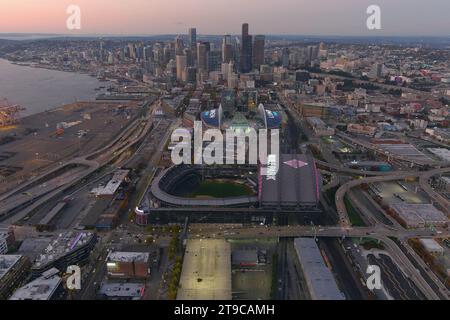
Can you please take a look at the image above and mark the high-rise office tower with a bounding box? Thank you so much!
[153,43,163,65]
[163,45,174,64]
[184,48,194,67]
[306,45,319,64]
[240,23,253,73]
[128,43,137,60]
[222,35,233,63]
[175,36,184,56]
[209,50,222,72]
[136,44,144,61]
[281,47,290,68]
[221,62,229,80]
[227,61,234,77]
[227,61,237,88]
[176,54,187,81]
[99,41,105,62]
[186,67,197,83]
[189,28,197,64]
[143,46,152,62]
[197,42,210,73]
[188,28,197,49]
[368,62,384,79]
[253,35,265,70]
[166,59,177,78]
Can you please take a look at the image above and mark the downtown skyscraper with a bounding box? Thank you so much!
[253,35,265,70]
[222,35,233,63]
[188,28,197,50]
[188,27,197,66]
[197,41,210,74]
[240,23,253,73]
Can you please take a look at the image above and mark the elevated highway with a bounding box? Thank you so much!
[337,132,450,168]
[335,166,450,228]
[0,98,158,224]
[195,224,449,300]
[315,159,393,176]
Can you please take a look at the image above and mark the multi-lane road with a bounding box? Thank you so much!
[190,223,449,300]
[335,166,450,228]
[0,98,159,224]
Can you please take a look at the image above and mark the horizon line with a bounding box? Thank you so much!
[1,32,450,39]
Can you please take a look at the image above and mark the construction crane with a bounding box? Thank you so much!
[0,98,26,127]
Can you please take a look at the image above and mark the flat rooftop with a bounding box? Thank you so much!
[419,239,443,252]
[99,282,145,299]
[0,255,23,281]
[91,169,129,196]
[107,252,150,263]
[306,117,327,128]
[9,268,61,300]
[177,239,232,300]
[231,250,258,265]
[18,237,52,261]
[33,231,95,269]
[260,154,321,206]
[391,203,448,225]
[377,143,431,162]
[294,238,345,300]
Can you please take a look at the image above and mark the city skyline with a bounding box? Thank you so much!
[1,0,450,37]
[0,0,449,306]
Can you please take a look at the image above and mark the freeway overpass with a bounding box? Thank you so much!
[337,132,450,168]
[315,159,394,176]
[0,98,159,224]
[196,224,449,300]
[206,224,446,241]
[335,166,450,228]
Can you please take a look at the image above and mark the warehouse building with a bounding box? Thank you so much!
[294,238,345,300]
[347,124,377,137]
[31,231,97,277]
[106,252,150,279]
[419,239,444,256]
[306,117,335,137]
[9,268,65,300]
[375,142,431,162]
[91,170,130,198]
[98,282,145,300]
[389,203,448,229]
[18,237,52,262]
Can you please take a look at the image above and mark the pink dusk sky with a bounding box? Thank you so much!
[1,0,449,36]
